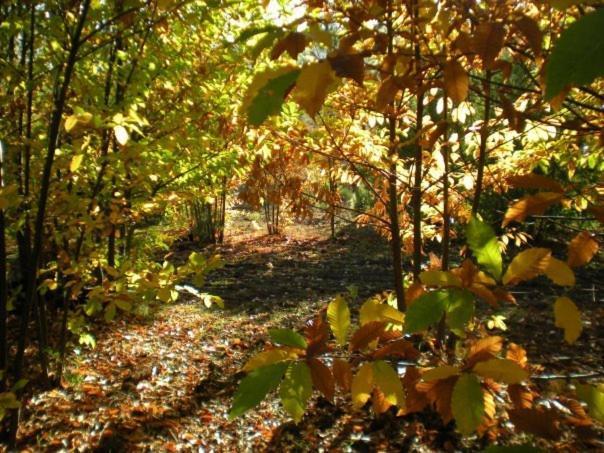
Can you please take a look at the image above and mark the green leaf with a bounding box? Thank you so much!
[279,362,313,423]
[229,362,289,419]
[327,295,350,346]
[247,69,300,126]
[404,290,448,334]
[268,328,307,349]
[104,303,116,322]
[466,216,502,280]
[545,8,604,100]
[452,373,485,435]
[445,289,475,337]
[237,25,282,43]
[576,383,604,423]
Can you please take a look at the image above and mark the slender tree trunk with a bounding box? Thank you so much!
[10,1,91,446]
[0,141,7,392]
[441,96,451,271]
[411,0,424,279]
[385,1,405,310]
[472,71,492,216]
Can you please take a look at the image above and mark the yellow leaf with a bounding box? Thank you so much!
[421,365,460,382]
[419,270,462,288]
[473,358,529,384]
[553,297,582,344]
[502,192,563,226]
[359,298,404,325]
[292,61,338,117]
[567,231,599,268]
[373,361,405,408]
[502,248,551,285]
[65,115,79,132]
[544,257,575,286]
[70,154,84,172]
[327,295,350,346]
[114,125,129,146]
[351,362,374,408]
[443,60,469,104]
[242,349,297,372]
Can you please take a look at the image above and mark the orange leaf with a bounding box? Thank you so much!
[405,282,425,307]
[349,321,386,351]
[466,336,503,368]
[469,284,499,308]
[502,192,563,226]
[307,358,335,402]
[372,387,391,414]
[506,343,528,368]
[508,384,533,409]
[567,231,599,268]
[506,174,563,193]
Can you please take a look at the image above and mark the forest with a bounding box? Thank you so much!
[0,0,603,450]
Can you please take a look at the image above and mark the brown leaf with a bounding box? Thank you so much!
[567,231,599,268]
[588,204,604,223]
[328,53,365,85]
[443,60,469,104]
[372,339,420,360]
[491,59,512,80]
[515,15,542,56]
[502,192,563,226]
[430,376,457,423]
[508,408,561,440]
[506,174,564,193]
[401,367,429,415]
[332,358,352,392]
[499,95,525,133]
[305,313,329,357]
[375,76,400,112]
[270,32,307,60]
[472,22,506,69]
[508,384,534,409]
[307,358,335,402]
[349,321,386,351]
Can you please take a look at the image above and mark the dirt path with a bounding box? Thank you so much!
[15,225,604,451]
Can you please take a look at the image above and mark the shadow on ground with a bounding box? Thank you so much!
[199,225,396,314]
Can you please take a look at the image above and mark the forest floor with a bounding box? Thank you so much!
[12,213,604,452]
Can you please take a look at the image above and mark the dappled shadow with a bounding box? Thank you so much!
[201,225,395,314]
